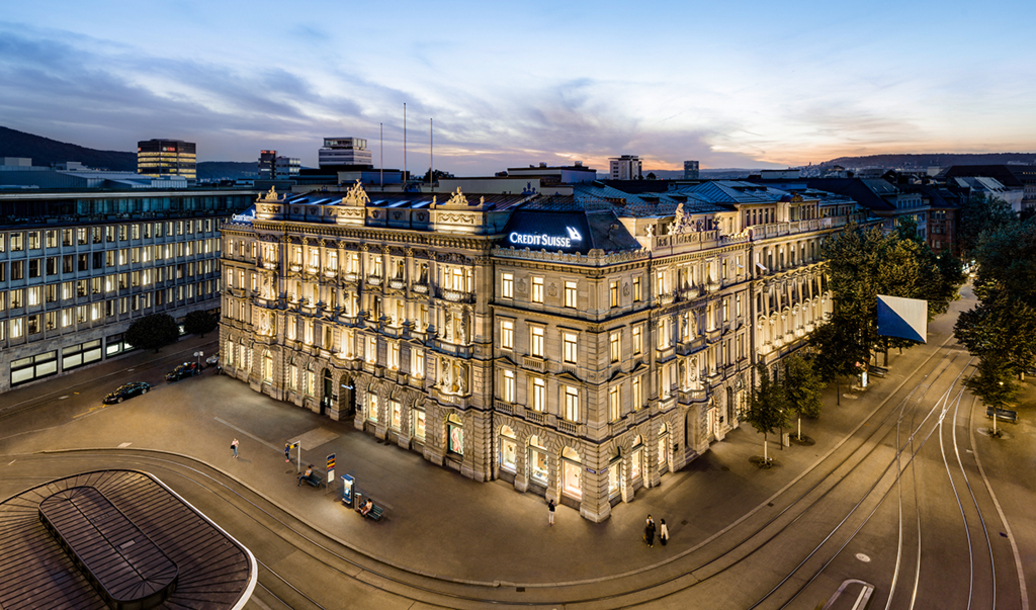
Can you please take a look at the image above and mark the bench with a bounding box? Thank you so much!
[298,472,323,487]
[986,407,1018,424]
[356,500,384,521]
[870,366,888,378]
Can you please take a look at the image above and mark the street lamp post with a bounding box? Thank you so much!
[194,351,204,367]
[992,381,1003,438]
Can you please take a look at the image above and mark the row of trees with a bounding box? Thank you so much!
[809,219,966,382]
[953,195,1036,411]
[745,353,825,463]
[124,310,218,352]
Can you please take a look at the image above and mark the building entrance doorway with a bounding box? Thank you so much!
[321,369,333,416]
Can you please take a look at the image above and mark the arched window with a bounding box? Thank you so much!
[500,425,517,472]
[561,446,582,498]
[529,435,548,484]
[447,413,464,455]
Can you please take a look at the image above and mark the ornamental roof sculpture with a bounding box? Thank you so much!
[341,180,370,207]
[259,186,280,202]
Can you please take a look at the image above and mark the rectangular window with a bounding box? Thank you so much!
[633,325,643,354]
[46,230,57,248]
[10,232,24,251]
[366,336,377,364]
[610,280,620,307]
[501,272,513,298]
[412,348,425,378]
[609,386,621,421]
[610,331,621,362]
[532,378,545,412]
[501,319,514,350]
[503,369,516,402]
[390,400,402,430]
[633,376,643,408]
[367,394,378,422]
[28,231,40,250]
[564,280,577,308]
[564,385,579,421]
[633,276,642,302]
[413,409,426,441]
[657,320,667,350]
[531,326,544,357]
[389,342,400,370]
[531,276,544,304]
[563,332,578,364]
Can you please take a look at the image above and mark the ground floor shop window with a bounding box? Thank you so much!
[262,351,273,383]
[631,436,644,481]
[368,394,379,422]
[11,350,57,386]
[658,424,669,468]
[412,409,426,441]
[607,457,621,496]
[561,447,582,498]
[530,436,548,484]
[390,399,402,430]
[62,340,102,371]
[447,414,463,455]
[500,425,517,472]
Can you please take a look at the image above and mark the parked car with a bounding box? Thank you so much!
[104,382,151,404]
[205,352,220,367]
[166,362,201,381]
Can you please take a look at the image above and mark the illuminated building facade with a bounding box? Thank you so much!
[0,187,255,392]
[220,181,870,521]
[137,139,197,180]
[318,137,373,169]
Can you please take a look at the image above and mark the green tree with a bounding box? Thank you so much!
[183,310,218,337]
[783,353,826,441]
[957,193,1015,260]
[965,356,1020,413]
[746,363,790,465]
[125,313,181,353]
[954,217,1036,376]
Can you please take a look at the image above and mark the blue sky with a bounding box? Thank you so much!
[1,1,1034,174]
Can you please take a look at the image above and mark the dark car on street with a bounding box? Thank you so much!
[104,381,151,404]
[165,362,201,381]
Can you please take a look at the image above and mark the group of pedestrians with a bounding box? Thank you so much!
[643,514,669,547]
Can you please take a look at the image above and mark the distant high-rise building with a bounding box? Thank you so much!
[258,150,300,179]
[318,137,373,169]
[683,160,700,180]
[137,139,196,180]
[609,155,642,180]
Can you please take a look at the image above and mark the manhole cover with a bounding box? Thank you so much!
[856,553,871,562]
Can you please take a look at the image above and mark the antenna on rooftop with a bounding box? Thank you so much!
[380,122,384,188]
[430,118,433,186]
[403,103,407,185]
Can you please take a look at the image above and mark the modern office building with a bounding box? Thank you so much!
[318,137,373,169]
[219,179,873,521]
[258,150,301,180]
[683,160,700,180]
[137,139,197,180]
[0,186,256,392]
[609,155,642,181]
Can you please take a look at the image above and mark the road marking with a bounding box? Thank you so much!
[58,395,69,400]
[74,405,107,418]
[6,460,15,466]
[118,442,132,448]
[855,553,871,562]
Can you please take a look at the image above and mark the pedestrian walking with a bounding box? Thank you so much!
[644,514,656,547]
[659,518,669,546]
[548,499,556,526]
[284,443,291,462]
[231,438,239,458]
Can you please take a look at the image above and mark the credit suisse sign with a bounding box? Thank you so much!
[508,226,583,249]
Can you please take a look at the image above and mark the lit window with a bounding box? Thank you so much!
[503,369,516,402]
[633,276,642,302]
[609,386,621,421]
[531,326,544,357]
[563,332,578,364]
[532,277,544,303]
[368,394,379,422]
[502,273,514,298]
[390,400,402,430]
[633,325,643,354]
[610,331,621,362]
[412,347,424,378]
[564,385,579,421]
[564,280,577,308]
[610,280,620,307]
[632,376,643,408]
[532,378,545,412]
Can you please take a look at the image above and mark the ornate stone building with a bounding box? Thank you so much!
[219,180,872,521]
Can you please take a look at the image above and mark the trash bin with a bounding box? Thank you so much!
[783,433,791,447]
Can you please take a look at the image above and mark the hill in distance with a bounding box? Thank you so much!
[821,152,1036,169]
[0,126,258,180]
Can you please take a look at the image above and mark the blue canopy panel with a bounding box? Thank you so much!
[877,295,928,343]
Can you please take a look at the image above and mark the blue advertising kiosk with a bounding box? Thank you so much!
[341,474,355,507]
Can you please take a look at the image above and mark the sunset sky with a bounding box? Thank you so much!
[1,1,1033,175]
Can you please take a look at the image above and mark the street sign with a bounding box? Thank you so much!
[327,453,336,482]
[341,474,354,506]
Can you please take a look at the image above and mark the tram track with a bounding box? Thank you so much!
[1,336,1022,609]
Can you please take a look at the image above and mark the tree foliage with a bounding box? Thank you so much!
[125,313,181,353]
[954,216,1036,375]
[816,222,965,374]
[183,310,218,337]
[965,356,1020,409]
[957,193,1016,260]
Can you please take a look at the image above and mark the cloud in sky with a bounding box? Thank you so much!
[1,1,1035,174]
